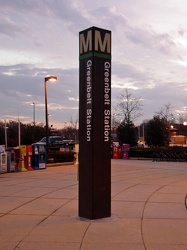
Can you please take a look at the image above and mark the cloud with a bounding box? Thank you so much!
[178,27,186,36]
[1,0,187,128]
[0,15,26,37]
[0,63,79,124]
[89,5,128,30]
[125,26,176,55]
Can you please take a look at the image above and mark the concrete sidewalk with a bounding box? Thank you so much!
[0,159,187,250]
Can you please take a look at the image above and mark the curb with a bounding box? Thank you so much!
[46,162,75,167]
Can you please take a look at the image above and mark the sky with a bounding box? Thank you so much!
[1,0,187,128]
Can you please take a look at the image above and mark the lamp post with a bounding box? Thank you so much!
[44,76,57,159]
[18,118,21,146]
[4,120,8,149]
[31,102,35,125]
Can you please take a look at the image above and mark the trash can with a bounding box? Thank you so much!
[113,143,122,159]
[122,144,130,160]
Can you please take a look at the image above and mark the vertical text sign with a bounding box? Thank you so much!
[79,27,111,219]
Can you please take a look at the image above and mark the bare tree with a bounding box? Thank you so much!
[69,115,79,130]
[111,114,121,133]
[69,115,79,141]
[155,102,174,124]
[115,88,143,124]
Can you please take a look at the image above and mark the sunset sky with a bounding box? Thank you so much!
[1,0,187,128]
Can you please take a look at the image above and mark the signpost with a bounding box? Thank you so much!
[79,27,111,219]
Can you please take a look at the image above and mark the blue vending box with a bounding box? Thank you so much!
[32,143,46,170]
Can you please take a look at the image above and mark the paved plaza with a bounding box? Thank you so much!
[0,159,187,250]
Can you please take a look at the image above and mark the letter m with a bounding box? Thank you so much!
[95,30,111,53]
[79,30,92,54]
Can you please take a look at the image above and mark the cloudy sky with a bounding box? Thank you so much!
[1,0,187,128]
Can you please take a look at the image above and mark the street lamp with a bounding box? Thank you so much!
[44,76,57,159]
[31,102,35,125]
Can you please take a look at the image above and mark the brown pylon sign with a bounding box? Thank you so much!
[79,27,111,219]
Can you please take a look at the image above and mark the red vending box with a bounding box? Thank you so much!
[25,145,33,171]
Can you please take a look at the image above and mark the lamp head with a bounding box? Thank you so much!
[45,76,57,82]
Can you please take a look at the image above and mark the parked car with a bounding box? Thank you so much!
[34,136,76,162]
[36,136,75,150]
[38,136,63,147]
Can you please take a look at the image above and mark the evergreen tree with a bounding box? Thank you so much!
[145,116,170,147]
[117,120,138,147]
